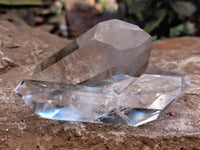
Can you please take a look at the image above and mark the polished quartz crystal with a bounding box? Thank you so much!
[33,19,152,84]
[14,68,189,127]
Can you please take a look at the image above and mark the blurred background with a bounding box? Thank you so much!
[0,0,199,41]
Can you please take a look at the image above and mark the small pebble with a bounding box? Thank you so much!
[5,42,20,49]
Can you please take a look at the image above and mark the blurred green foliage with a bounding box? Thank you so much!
[98,0,116,12]
[0,0,42,5]
[117,0,199,40]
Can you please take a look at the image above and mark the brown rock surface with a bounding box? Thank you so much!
[0,20,200,150]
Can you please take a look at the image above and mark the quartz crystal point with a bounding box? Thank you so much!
[14,68,189,127]
[33,19,152,84]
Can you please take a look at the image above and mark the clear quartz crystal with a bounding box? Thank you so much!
[14,68,189,127]
[33,19,152,84]
[14,20,189,126]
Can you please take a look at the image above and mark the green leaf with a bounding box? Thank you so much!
[130,1,147,14]
[171,1,196,17]
[170,24,185,37]
[151,35,158,42]
[144,9,167,33]
[169,22,195,37]
[185,22,195,35]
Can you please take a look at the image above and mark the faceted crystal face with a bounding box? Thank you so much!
[33,19,152,84]
[14,68,189,127]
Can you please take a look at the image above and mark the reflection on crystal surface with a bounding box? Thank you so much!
[14,68,189,126]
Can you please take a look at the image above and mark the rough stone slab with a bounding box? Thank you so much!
[0,20,200,150]
[150,37,200,95]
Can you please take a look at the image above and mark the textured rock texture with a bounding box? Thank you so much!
[0,20,200,150]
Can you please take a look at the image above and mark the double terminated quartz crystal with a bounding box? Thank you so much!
[14,20,189,127]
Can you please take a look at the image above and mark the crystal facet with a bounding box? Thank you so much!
[14,68,189,127]
[33,19,152,84]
